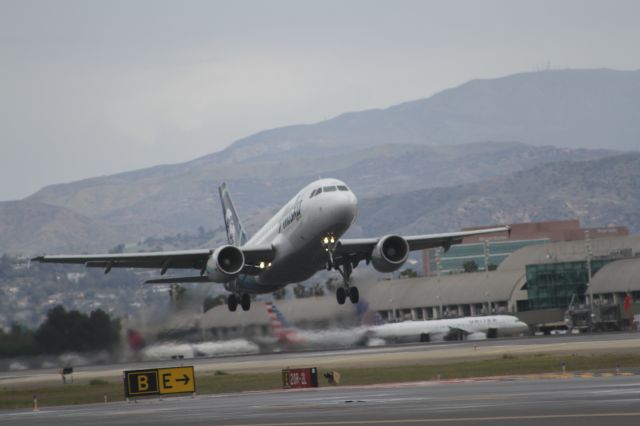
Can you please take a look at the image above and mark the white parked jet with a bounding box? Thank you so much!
[264,302,527,349]
[33,179,510,312]
[367,315,529,343]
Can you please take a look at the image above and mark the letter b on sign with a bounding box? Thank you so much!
[138,375,149,391]
[127,371,158,396]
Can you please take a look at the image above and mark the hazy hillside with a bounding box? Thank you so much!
[0,201,122,254]
[213,68,640,162]
[3,68,639,254]
[19,142,613,251]
[354,154,640,237]
[3,149,636,254]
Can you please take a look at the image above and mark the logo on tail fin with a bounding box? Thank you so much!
[356,300,386,326]
[218,182,248,246]
[266,302,303,344]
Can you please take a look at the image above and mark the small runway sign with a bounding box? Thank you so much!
[282,367,318,389]
[124,366,196,398]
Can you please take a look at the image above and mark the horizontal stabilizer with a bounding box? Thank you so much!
[144,276,212,284]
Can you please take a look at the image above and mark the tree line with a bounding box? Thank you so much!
[0,306,120,358]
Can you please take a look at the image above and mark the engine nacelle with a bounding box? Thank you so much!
[209,245,245,277]
[371,235,409,273]
[466,332,487,341]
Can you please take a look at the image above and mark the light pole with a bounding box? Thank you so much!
[485,291,491,314]
[585,229,593,306]
[483,239,490,274]
[584,229,595,331]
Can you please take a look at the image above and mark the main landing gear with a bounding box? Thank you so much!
[227,293,251,312]
[322,235,359,305]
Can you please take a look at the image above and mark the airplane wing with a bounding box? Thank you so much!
[334,226,511,264]
[32,245,275,276]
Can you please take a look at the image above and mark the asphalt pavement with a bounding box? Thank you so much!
[2,374,640,425]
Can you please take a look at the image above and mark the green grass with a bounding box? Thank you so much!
[2,353,639,410]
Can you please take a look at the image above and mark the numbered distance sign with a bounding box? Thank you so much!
[282,367,318,389]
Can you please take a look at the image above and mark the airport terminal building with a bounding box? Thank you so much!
[367,234,640,331]
[196,223,640,339]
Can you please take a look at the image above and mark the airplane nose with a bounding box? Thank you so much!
[333,192,358,225]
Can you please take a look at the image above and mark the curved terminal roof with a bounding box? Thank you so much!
[361,270,526,310]
[591,258,640,294]
[498,235,640,272]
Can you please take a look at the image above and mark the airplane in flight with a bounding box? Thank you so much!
[33,178,510,312]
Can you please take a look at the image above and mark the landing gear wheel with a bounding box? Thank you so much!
[227,294,238,312]
[336,287,346,305]
[349,286,359,304]
[240,294,251,311]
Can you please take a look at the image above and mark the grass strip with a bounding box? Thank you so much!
[2,352,639,410]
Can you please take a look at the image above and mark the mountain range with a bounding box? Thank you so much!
[1,68,639,255]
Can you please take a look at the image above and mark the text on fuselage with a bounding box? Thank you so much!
[279,199,302,233]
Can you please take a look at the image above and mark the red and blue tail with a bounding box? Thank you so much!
[356,300,386,326]
[265,302,304,344]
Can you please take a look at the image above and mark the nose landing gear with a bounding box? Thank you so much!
[322,235,359,305]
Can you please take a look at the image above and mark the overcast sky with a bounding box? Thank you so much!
[1,0,639,200]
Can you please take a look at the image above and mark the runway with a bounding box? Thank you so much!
[2,332,640,387]
[2,374,640,425]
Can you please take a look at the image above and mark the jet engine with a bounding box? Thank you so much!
[209,245,245,277]
[466,332,487,341]
[371,235,409,273]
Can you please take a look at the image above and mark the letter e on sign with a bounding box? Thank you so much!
[158,367,196,394]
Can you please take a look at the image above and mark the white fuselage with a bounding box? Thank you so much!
[369,315,529,343]
[235,178,357,293]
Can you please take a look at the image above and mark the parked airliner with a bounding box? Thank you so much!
[34,179,509,312]
[266,301,527,349]
[367,314,529,343]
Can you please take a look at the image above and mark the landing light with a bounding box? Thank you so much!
[330,236,335,244]
[323,237,329,245]
[259,261,265,269]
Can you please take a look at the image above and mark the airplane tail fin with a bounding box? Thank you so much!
[356,300,386,326]
[127,329,146,352]
[218,182,248,246]
[266,302,303,344]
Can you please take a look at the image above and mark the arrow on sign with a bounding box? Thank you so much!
[176,374,190,385]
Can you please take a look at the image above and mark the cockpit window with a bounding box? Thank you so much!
[337,185,349,191]
[323,186,337,192]
[309,188,322,198]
